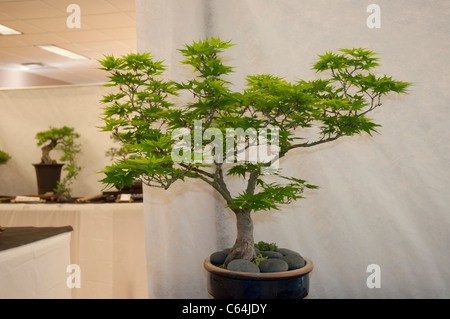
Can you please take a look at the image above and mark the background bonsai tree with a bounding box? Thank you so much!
[99,38,410,265]
[0,150,11,165]
[105,134,142,191]
[105,134,138,161]
[35,126,82,201]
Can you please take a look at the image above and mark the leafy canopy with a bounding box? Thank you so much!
[36,126,78,147]
[98,37,410,214]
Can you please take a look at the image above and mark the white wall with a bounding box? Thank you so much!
[0,84,116,197]
[137,0,450,298]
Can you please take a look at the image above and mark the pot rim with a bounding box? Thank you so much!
[33,163,64,167]
[204,256,313,279]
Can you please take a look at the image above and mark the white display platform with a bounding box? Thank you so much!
[0,203,148,299]
[0,227,72,299]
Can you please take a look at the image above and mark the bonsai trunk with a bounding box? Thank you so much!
[41,140,57,164]
[224,210,256,266]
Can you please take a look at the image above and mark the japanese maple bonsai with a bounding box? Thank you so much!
[34,126,82,201]
[98,38,409,296]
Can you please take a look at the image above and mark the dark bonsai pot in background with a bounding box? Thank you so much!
[115,180,143,193]
[204,257,313,299]
[33,163,64,194]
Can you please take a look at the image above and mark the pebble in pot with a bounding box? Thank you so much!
[260,251,283,259]
[281,254,306,270]
[276,248,301,256]
[258,259,289,273]
[210,250,229,266]
[209,246,306,273]
[227,259,261,273]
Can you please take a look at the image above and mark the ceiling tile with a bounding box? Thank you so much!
[106,0,136,12]
[42,0,121,15]
[61,40,133,60]
[0,20,46,34]
[81,12,135,29]
[24,16,85,33]
[0,11,15,21]
[0,1,64,20]
[115,39,136,51]
[0,0,137,87]
[0,50,32,65]
[16,33,71,46]
[0,36,28,48]
[4,45,73,64]
[99,27,136,40]
[53,30,113,43]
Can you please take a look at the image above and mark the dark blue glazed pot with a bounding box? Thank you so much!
[204,257,313,299]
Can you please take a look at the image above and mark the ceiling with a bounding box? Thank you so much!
[0,0,136,88]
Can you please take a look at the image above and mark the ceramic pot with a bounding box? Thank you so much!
[33,163,64,194]
[204,257,313,299]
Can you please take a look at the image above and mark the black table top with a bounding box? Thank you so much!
[0,226,73,252]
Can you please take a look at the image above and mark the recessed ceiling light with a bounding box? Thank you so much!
[21,62,54,70]
[35,44,89,60]
[0,24,22,35]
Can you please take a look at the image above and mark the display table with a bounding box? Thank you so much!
[0,226,73,299]
[0,203,148,299]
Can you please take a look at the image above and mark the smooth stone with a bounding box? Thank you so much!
[227,259,260,273]
[276,248,301,256]
[210,251,228,265]
[258,259,289,273]
[281,254,306,270]
[260,251,283,259]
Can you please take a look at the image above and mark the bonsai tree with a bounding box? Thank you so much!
[105,134,138,161]
[35,126,82,201]
[0,150,11,165]
[105,134,142,191]
[99,38,410,265]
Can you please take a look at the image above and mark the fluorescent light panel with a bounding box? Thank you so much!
[0,24,22,35]
[36,44,89,60]
[21,62,54,70]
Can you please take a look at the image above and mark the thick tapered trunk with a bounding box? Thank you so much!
[224,211,256,266]
[41,140,57,164]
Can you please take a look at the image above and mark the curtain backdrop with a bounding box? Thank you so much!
[137,0,450,298]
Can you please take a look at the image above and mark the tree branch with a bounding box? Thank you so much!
[197,173,235,209]
[245,169,260,195]
[285,134,343,154]
[215,163,232,199]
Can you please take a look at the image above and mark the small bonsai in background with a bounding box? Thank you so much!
[35,126,82,201]
[0,150,11,165]
[99,38,410,267]
[105,134,142,192]
[105,134,138,161]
